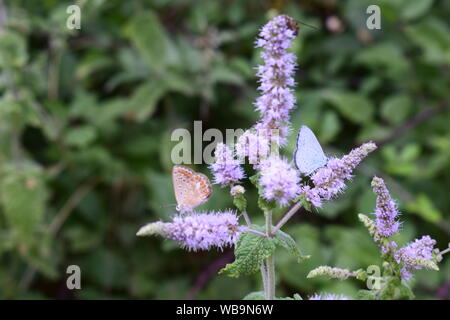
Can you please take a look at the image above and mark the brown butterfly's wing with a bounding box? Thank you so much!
[191,172,212,205]
[172,165,212,213]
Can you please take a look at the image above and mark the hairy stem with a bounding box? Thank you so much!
[243,227,267,238]
[271,202,303,235]
[264,211,275,300]
[242,210,252,226]
[439,244,450,257]
[260,261,268,298]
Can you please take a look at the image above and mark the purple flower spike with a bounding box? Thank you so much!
[301,142,377,207]
[259,156,300,206]
[371,176,400,238]
[210,143,245,186]
[236,130,271,166]
[394,235,437,280]
[254,15,298,145]
[138,211,242,252]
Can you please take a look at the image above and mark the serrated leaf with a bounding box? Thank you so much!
[0,164,47,245]
[273,230,310,263]
[233,195,247,212]
[220,232,275,278]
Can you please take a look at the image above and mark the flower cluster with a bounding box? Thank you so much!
[137,211,241,251]
[371,177,400,238]
[254,15,298,145]
[301,142,377,207]
[309,293,350,300]
[363,178,438,280]
[307,266,355,280]
[259,156,300,206]
[236,130,271,166]
[210,143,245,186]
[395,236,437,280]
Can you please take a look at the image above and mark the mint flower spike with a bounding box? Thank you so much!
[236,130,271,167]
[307,266,357,280]
[309,293,351,300]
[301,142,377,207]
[210,143,245,187]
[394,235,439,280]
[259,156,300,207]
[371,176,400,238]
[254,15,298,145]
[137,211,242,252]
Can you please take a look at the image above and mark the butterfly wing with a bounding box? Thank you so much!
[294,125,327,175]
[172,165,212,213]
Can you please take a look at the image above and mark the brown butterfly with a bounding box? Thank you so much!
[172,165,212,213]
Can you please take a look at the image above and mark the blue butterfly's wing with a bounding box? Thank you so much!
[294,125,327,175]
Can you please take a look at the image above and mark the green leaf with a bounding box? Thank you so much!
[125,11,177,72]
[243,291,265,300]
[0,32,27,68]
[381,94,412,125]
[319,111,341,143]
[324,90,374,124]
[273,230,310,263]
[128,81,168,121]
[250,173,277,212]
[400,0,433,20]
[406,193,442,224]
[257,196,276,212]
[356,43,409,77]
[0,164,47,245]
[357,289,376,300]
[210,66,244,86]
[292,293,303,300]
[64,126,97,148]
[379,277,401,300]
[397,282,415,300]
[405,18,450,64]
[233,194,247,212]
[220,232,276,278]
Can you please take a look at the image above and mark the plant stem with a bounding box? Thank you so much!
[260,261,268,298]
[271,202,303,235]
[243,227,267,238]
[242,210,252,226]
[439,244,450,257]
[264,211,275,300]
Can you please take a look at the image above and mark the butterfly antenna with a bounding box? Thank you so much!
[298,20,319,30]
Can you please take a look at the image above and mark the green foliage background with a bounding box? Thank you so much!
[0,0,449,299]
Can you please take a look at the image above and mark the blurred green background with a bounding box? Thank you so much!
[0,0,449,299]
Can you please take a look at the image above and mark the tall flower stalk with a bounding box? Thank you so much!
[136,14,447,301]
[254,14,298,145]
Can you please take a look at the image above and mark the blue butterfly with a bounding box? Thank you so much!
[294,125,327,175]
